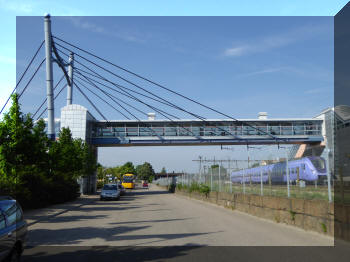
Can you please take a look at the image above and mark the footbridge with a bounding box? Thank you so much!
[58,104,323,147]
[90,118,323,146]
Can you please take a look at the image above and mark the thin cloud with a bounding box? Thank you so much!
[64,17,146,43]
[234,67,285,78]
[223,23,332,57]
[0,0,33,13]
[304,88,328,94]
[0,55,16,65]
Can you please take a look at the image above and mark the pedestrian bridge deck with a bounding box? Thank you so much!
[90,118,323,146]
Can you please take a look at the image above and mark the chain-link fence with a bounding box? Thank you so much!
[155,156,334,202]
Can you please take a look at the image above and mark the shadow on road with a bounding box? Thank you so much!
[27,224,216,246]
[23,246,350,262]
[108,217,193,225]
[23,246,203,262]
[128,190,170,196]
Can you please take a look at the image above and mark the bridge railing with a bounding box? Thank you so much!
[92,123,322,138]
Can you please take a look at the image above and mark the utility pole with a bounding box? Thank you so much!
[67,52,74,105]
[44,14,55,140]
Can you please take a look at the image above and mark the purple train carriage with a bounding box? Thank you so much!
[230,156,327,184]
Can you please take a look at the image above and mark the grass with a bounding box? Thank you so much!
[175,177,340,202]
[193,181,334,201]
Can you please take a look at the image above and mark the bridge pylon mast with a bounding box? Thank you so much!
[44,14,55,140]
[67,53,74,105]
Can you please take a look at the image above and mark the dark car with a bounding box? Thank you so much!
[0,197,27,262]
[117,183,126,196]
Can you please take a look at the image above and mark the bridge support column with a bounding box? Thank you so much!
[67,53,74,105]
[44,14,55,140]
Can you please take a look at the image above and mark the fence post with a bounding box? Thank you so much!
[243,169,246,194]
[286,153,290,198]
[219,165,221,192]
[260,168,263,196]
[230,170,233,194]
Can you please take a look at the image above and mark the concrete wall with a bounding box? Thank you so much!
[173,188,348,239]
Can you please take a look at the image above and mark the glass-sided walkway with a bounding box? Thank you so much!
[90,119,323,146]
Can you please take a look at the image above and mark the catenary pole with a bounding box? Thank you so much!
[44,14,55,140]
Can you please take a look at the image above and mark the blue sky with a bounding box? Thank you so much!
[1,1,346,172]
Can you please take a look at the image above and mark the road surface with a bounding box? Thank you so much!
[23,184,333,247]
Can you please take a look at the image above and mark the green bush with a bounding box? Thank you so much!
[168,183,176,193]
[189,182,200,193]
[199,184,210,196]
[97,181,104,189]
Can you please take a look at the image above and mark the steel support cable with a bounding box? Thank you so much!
[36,83,67,120]
[73,64,240,140]
[74,77,131,119]
[51,37,71,87]
[54,42,206,119]
[73,64,186,116]
[73,82,109,122]
[74,76,163,139]
[55,47,192,117]
[0,40,45,115]
[53,36,279,141]
[73,71,189,139]
[56,53,151,119]
[18,58,46,99]
[74,70,180,120]
[74,73,148,117]
[32,75,65,118]
[54,45,244,140]
[74,69,201,138]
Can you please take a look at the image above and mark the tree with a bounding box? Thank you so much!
[136,162,155,182]
[119,162,135,176]
[160,167,167,174]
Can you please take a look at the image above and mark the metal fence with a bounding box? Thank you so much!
[155,158,334,202]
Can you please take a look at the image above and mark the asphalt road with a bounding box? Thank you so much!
[22,184,347,261]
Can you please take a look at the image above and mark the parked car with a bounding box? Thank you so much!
[100,184,120,200]
[0,197,27,262]
[117,183,126,196]
[142,182,149,188]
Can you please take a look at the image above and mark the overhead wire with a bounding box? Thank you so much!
[74,73,148,117]
[18,58,46,99]
[0,40,45,115]
[36,83,68,120]
[74,70,180,120]
[74,76,165,139]
[73,82,109,122]
[55,53,149,120]
[74,77,131,120]
[32,75,65,118]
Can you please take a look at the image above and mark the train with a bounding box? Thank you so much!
[230,156,327,184]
